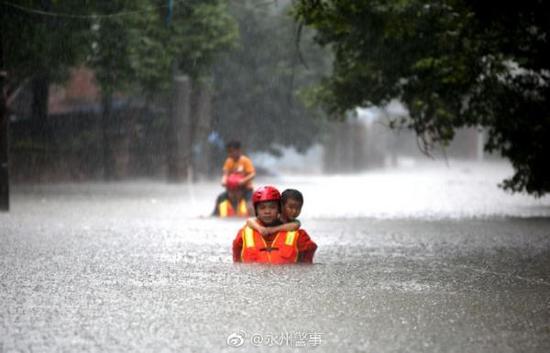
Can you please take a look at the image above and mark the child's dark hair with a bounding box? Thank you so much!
[281,189,303,205]
[226,140,241,150]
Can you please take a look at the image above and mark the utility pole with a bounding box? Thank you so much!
[0,25,9,211]
[167,75,191,182]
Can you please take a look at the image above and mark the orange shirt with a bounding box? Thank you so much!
[223,155,255,189]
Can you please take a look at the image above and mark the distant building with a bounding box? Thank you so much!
[322,104,489,173]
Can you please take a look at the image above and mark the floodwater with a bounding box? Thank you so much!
[1,160,550,352]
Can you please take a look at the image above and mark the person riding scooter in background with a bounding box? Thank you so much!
[221,140,255,206]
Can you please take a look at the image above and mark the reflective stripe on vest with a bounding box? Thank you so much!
[219,199,248,217]
[218,199,249,217]
[285,231,297,246]
[244,227,255,248]
[219,201,230,217]
[241,228,299,264]
[238,200,248,216]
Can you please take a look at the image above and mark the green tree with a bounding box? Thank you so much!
[85,0,237,178]
[90,0,237,94]
[211,0,331,155]
[294,0,550,196]
[2,0,238,181]
[1,0,92,87]
[1,1,93,127]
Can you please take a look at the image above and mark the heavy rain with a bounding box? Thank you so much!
[1,1,550,352]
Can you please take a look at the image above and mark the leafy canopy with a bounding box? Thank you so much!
[293,0,550,196]
[211,1,331,155]
[88,0,238,95]
[1,0,238,96]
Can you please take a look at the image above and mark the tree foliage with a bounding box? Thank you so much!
[2,0,238,181]
[88,0,237,96]
[1,0,237,97]
[3,0,333,178]
[211,0,331,155]
[294,0,550,196]
[1,1,92,90]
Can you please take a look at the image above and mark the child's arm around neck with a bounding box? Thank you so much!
[265,219,300,233]
[246,217,269,236]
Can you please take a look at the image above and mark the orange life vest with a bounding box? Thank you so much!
[218,199,249,217]
[240,227,299,264]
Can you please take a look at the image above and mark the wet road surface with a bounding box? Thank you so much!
[1,161,550,352]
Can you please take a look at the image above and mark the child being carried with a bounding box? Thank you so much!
[246,189,303,236]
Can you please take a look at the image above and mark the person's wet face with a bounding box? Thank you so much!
[256,201,279,225]
[227,147,241,161]
[282,198,302,221]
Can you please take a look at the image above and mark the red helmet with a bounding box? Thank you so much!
[252,186,281,205]
[226,173,244,190]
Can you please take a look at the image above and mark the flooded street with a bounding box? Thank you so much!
[1,161,550,352]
